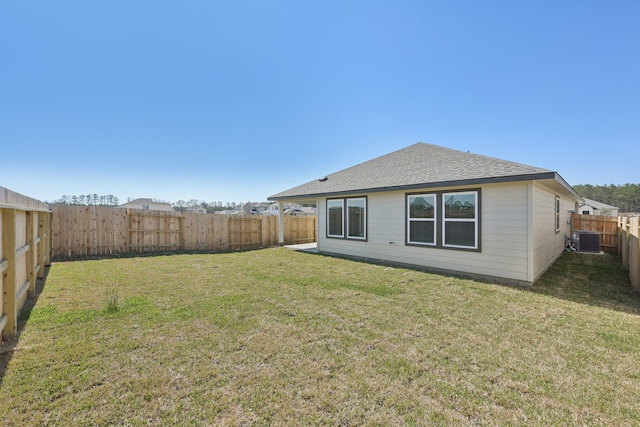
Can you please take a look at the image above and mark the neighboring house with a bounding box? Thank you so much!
[268,142,581,287]
[283,206,316,216]
[214,209,244,215]
[260,202,281,216]
[119,198,174,211]
[579,198,619,216]
[260,202,317,216]
[241,202,271,215]
[186,206,207,214]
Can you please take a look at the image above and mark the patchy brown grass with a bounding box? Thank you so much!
[1,248,639,425]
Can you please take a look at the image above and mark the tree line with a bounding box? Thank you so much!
[49,195,262,213]
[172,200,250,213]
[49,184,640,214]
[51,194,120,206]
[573,183,640,213]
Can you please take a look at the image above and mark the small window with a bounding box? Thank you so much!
[443,191,478,249]
[582,210,590,215]
[407,194,436,245]
[555,197,561,233]
[327,199,344,238]
[346,198,366,239]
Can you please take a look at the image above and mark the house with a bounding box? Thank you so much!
[268,143,581,287]
[260,202,281,216]
[579,198,619,216]
[119,198,174,211]
[260,202,317,216]
[283,205,316,216]
[243,202,272,215]
[186,206,207,214]
[215,209,244,215]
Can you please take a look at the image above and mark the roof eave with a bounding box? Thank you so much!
[268,172,578,201]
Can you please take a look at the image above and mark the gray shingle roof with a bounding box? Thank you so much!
[269,143,575,200]
[581,198,618,210]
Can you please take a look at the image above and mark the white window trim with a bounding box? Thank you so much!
[346,197,367,240]
[407,193,437,246]
[327,199,344,238]
[442,191,478,249]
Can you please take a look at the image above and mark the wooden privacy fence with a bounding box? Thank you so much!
[51,205,316,260]
[571,214,619,252]
[571,213,640,290]
[0,186,52,338]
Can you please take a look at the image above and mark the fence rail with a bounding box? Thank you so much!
[0,186,52,338]
[51,206,316,260]
[618,216,640,290]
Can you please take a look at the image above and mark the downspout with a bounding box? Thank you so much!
[316,198,320,249]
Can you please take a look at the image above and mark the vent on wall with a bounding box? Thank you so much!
[572,231,601,253]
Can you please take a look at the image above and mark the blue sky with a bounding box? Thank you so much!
[1,1,638,204]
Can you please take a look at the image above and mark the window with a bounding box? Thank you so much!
[327,199,344,238]
[327,197,367,240]
[443,192,478,249]
[407,194,436,245]
[406,189,480,251]
[582,210,590,215]
[555,196,561,233]
[347,198,366,239]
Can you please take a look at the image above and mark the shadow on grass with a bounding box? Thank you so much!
[533,251,640,315]
[302,248,640,316]
[49,248,266,263]
[0,266,51,386]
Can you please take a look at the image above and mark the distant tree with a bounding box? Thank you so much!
[174,200,187,212]
[574,183,640,213]
[49,194,121,207]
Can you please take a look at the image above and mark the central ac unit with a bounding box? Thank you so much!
[571,231,601,253]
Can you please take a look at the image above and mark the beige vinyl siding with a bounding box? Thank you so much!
[531,182,573,281]
[318,182,531,283]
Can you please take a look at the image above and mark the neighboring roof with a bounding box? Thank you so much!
[269,143,579,200]
[580,198,619,210]
[120,198,172,207]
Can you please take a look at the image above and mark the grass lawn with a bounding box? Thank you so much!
[1,248,639,425]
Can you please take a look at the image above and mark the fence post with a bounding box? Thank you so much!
[618,217,622,254]
[2,208,18,337]
[632,218,640,290]
[277,202,284,245]
[37,214,47,279]
[26,211,37,296]
[621,218,630,270]
[261,216,268,248]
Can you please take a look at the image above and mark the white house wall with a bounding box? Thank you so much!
[317,182,532,284]
[580,205,595,215]
[531,182,573,282]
